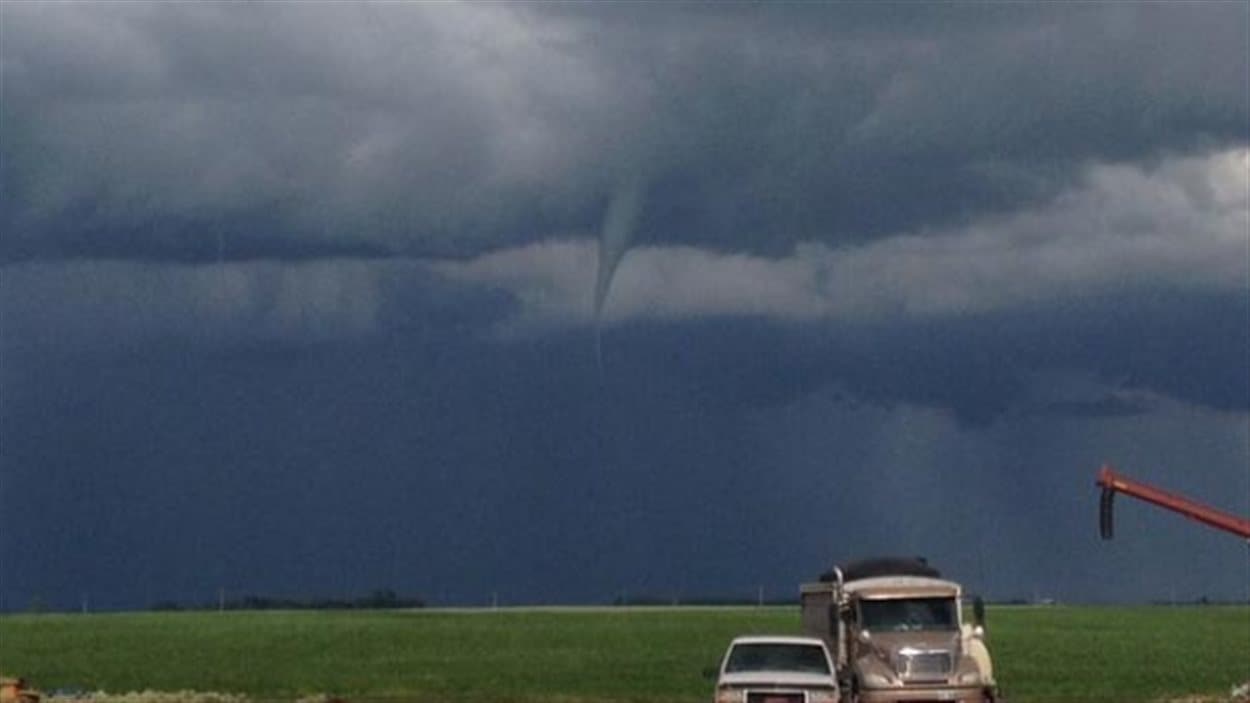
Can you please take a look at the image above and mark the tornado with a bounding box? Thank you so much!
[593,181,645,319]
[592,181,645,372]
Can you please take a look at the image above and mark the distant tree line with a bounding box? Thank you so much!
[609,594,797,607]
[150,589,424,612]
[986,596,1247,607]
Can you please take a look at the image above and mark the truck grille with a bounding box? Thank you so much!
[897,650,952,680]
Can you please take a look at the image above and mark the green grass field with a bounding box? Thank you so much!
[2,606,1247,703]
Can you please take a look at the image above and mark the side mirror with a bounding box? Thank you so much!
[971,625,985,639]
[972,596,986,627]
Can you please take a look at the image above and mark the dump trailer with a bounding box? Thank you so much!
[800,558,996,703]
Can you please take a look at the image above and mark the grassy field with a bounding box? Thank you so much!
[1,606,1247,703]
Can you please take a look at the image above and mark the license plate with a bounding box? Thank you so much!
[746,694,803,703]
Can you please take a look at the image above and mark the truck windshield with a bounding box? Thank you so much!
[860,597,957,632]
[725,643,831,674]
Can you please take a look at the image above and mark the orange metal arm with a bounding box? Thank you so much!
[1097,464,1250,540]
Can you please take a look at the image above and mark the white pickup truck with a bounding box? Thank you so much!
[713,635,840,703]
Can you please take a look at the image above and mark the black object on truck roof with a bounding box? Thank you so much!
[818,557,941,583]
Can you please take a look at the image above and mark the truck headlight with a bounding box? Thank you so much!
[957,671,982,686]
[714,686,741,703]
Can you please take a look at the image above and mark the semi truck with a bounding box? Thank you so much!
[800,558,997,703]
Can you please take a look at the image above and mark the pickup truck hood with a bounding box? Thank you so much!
[719,671,838,688]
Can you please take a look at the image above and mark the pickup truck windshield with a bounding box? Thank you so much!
[725,643,831,674]
[860,597,957,631]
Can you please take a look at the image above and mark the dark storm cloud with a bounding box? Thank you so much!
[2,1,1247,613]
[0,259,514,371]
[4,299,1247,610]
[2,2,1245,263]
[1,2,610,261]
[591,284,1249,426]
[559,2,1248,249]
[0,315,774,609]
[1029,395,1154,420]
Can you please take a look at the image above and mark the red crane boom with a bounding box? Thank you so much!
[1097,464,1250,540]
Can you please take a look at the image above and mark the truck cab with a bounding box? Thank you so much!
[800,559,996,703]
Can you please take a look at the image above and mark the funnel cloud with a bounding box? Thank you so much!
[592,180,646,368]
[594,181,647,320]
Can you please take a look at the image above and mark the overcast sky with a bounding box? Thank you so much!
[2,2,1248,611]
